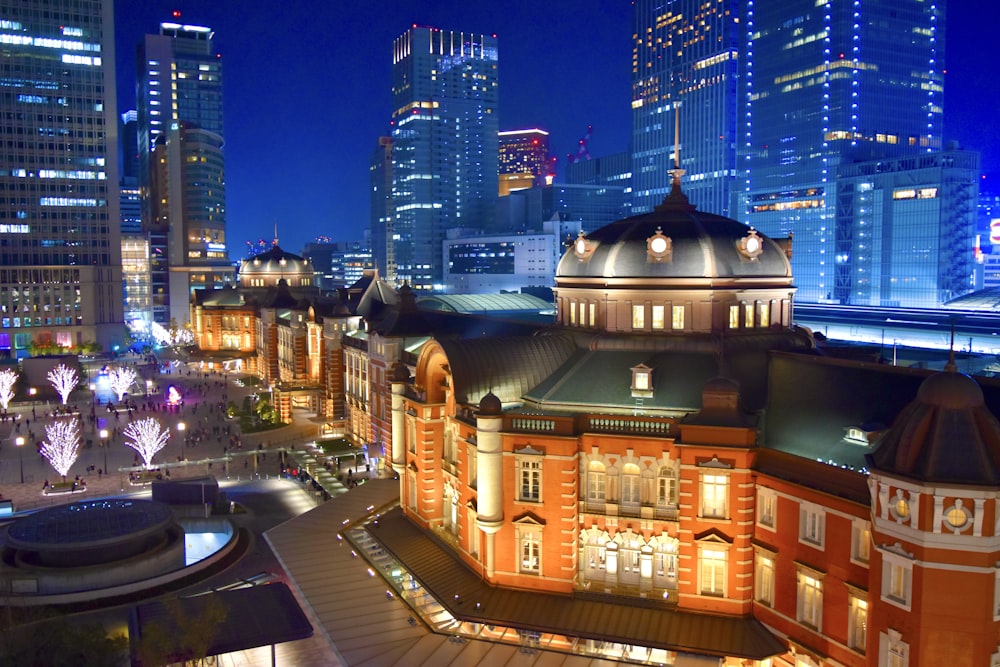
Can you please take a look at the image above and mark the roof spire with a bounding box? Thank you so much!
[656,102,694,212]
[273,221,279,247]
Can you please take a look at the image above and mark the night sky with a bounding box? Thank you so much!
[113,1,998,258]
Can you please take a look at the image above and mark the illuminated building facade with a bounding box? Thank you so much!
[631,0,740,218]
[138,20,231,325]
[369,136,394,281]
[743,0,945,303]
[834,150,977,308]
[0,0,124,357]
[498,128,550,196]
[388,27,499,290]
[382,181,1000,664]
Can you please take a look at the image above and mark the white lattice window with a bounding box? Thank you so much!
[754,551,775,606]
[621,463,641,505]
[518,527,541,574]
[796,568,823,629]
[587,461,606,503]
[799,502,825,548]
[851,518,871,565]
[699,546,727,596]
[848,594,868,653]
[882,554,912,610]
[518,457,541,502]
[700,472,728,519]
[757,487,777,529]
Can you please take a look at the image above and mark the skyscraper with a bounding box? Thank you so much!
[0,0,124,357]
[137,19,231,325]
[743,0,946,302]
[386,27,499,291]
[631,0,740,217]
[498,128,551,196]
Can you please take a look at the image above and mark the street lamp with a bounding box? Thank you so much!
[177,421,186,462]
[100,428,109,475]
[15,435,24,484]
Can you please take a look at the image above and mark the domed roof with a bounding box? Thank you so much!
[478,391,503,416]
[239,245,311,281]
[866,370,1000,485]
[557,186,791,281]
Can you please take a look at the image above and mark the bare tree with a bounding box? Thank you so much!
[41,419,81,481]
[107,366,137,402]
[123,417,171,469]
[47,363,78,405]
[0,368,17,411]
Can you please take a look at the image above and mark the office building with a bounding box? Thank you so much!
[498,183,628,235]
[137,20,232,325]
[302,240,374,290]
[631,0,740,218]
[743,0,945,302]
[0,0,124,357]
[443,219,577,294]
[498,128,551,196]
[834,150,977,308]
[369,137,394,280]
[386,27,499,290]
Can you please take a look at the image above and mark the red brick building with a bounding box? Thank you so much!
[384,179,1000,665]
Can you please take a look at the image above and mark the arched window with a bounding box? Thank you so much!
[657,465,677,507]
[621,463,641,507]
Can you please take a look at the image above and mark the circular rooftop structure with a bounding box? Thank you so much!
[239,245,313,288]
[556,188,792,282]
[6,498,177,568]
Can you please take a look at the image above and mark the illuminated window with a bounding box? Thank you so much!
[880,630,909,667]
[632,304,645,329]
[656,465,676,506]
[621,463,641,505]
[589,303,596,326]
[755,549,775,606]
[759,302,770,327]
[700,472,728,519]
[848,593,868,653]
[517,525,541,574]
[587,461,606,503]
[757,487,777,530]
[651,304,665,329]
[851,519,871,565]
[699,546,727,596]
[569,301,576,325]
[882,554,912,609]
[943,500,971,532]
[745,303,754,327]
[796,568,823,629]
[729,305,740,329]
[672,305,685,330]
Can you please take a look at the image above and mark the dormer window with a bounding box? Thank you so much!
[631,363,653,398]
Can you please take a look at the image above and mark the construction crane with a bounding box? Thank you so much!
[566,125,593,164]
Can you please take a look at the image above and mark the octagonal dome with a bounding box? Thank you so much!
[557,188,791,282]
[239,245,313,287]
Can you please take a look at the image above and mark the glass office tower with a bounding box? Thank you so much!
[743,0,945,302]
[631,0,740,217]
[138,20,231,325]
[0,0,124,357]
[388,27,499,291]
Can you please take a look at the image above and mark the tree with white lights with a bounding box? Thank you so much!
[41,418,81,481]
[47,363,78,405]
[107,366,138,402]
[123,417,171,469]
[0,368,17,411]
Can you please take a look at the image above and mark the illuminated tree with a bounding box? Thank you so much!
[47,363,78,405]
[107,366,138,402]
[41,418,81,481]
[0,368,17,410]
[123,417,171,469]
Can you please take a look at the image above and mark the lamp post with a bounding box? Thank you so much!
[28,387,36,407]
[177,421,186,463]
[15,435,24,484]
[99,428,108,475]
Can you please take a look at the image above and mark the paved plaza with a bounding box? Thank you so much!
[0,360,331,512]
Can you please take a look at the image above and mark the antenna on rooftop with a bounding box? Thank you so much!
[945,321,957,372]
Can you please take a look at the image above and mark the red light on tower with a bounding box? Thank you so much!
[172,10,181,18]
